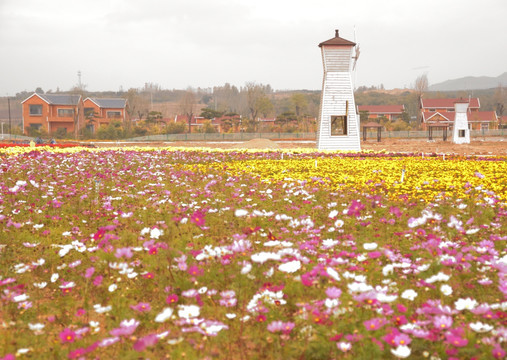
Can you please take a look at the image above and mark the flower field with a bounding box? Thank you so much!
[0,146,506,359]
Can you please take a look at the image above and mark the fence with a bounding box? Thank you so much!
[125,129,506,142]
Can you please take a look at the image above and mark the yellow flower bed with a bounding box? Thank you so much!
[205,157,507,202]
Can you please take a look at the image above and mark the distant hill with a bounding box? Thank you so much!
[429,72,507,91]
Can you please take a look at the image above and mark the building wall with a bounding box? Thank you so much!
[22,95,82,135]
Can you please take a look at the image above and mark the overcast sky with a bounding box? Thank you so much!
[1,0,506,95]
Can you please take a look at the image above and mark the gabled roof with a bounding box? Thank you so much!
[357,105,404,114]
[422,111,453,122]
[318,30,356,47]
[22,93,81,105]
[85,98,127,109]
[421,98,480,109]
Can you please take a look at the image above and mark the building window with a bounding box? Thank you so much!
[86,124,94,133]
[58,108,74,117]
[30,123,42,130]
[458,129,466,138]
[107,111,121,118]
[429,109,435,112]
[84,108,95,117]
[331,115,347,136]
[481,123,489,131]
[29,105,42,116]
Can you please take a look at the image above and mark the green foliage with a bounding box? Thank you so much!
[200,108,225,119]
[165,122,187,134]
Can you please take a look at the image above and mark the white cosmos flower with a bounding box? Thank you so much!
[225,313,237,319]
[455,298,478,311]
[94,304,112,313]
[328,210,339,218]
[178,305,200,319]
[440,284,453,296]
[334,219,344,228]
[28,323,45,331]
[347,282,373,293]
[326,267,341,281]
[241,262,252,274]
[401,289,418,301]
[251,252,281,263]
[391,345,411,358]
[363,242,378,250]
[33,282,47,288]
[150,228,163,239]
[469,321,494,333]
[13,294,29,302]
[278,260,301,273]
[337,342,352,352]
[155,307,174,323]
[234,209,248,217]
[425,272,450,283]
[382,264,394,276]
[108,284,118,292]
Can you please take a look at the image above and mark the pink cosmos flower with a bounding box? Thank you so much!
[59,328,77,343]
[267,320,295,335]
[325,287,342,299]
[393,334,411,347]
[67,348,86,359]
[114,247,133,259]
[174,255,188,271]
[130,302,151,313]
[187,265,203,277]
[433,315,453,330]
[347,200,365,217]
[363,318,385,331]
[166,294,179,304]
[93,275,103,286]
[84,267,95,279]
[190,210,206,227]
[492,344,506,359]
[133,334,158,351]
[109,319,139,337]
[445,333,468,347]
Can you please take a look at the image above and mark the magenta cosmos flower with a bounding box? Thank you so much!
[59,328,77,343]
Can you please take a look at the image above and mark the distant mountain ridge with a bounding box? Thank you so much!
[429,72,507,91]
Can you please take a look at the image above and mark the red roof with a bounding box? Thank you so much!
[319,30,356,47]
[421,98,480,109]
[422,111,496,123]
[468,111,498,121]
[357,105,404,114]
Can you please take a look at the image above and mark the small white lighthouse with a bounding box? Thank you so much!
[316,30,361,151]
[452,99,470,144]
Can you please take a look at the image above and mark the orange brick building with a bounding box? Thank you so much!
[83,98,128,133]
[22,93,83,135]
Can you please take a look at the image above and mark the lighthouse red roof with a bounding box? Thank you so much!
[319,29,356,47]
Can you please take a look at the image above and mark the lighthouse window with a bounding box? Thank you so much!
[458,129,465,138]
[331,115,347,136]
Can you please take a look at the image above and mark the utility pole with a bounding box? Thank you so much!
[8,97,11,139]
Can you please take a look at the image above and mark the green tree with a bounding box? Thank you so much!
[146,111,163,124]
[200,108,224,119]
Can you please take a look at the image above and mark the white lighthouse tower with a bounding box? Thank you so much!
[452,99,470,144]
[316,30,361,151]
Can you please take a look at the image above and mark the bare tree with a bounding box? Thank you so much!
[243,82,272,128]
[180,91,196,133]
[414,73,429,126]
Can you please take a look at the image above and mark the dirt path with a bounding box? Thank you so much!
[92,138,507,156]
